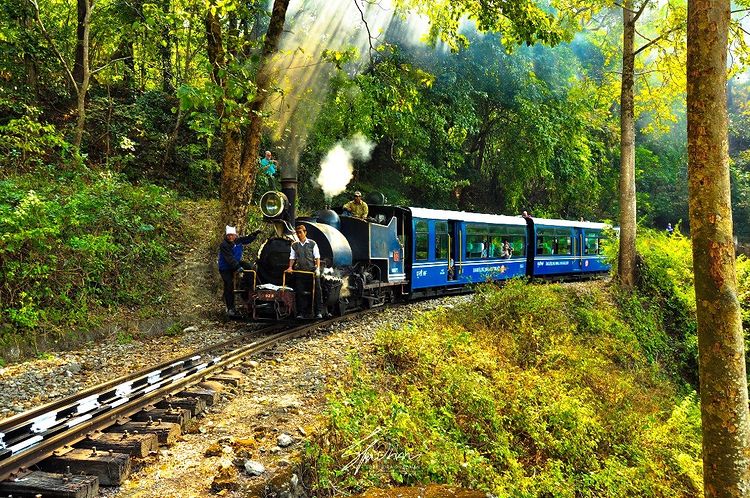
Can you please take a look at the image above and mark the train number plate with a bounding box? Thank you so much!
[257,291,278,300]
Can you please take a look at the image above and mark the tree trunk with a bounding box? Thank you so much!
[618,0,637,289]
[73,0,92,148]
[160,0,174,94]
[687,0,750,495]
[207,0,290,232]
[22,8,39,97]
[73,0,86,89]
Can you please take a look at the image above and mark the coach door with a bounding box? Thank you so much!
[446,221,459,281]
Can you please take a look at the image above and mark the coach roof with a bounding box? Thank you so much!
[409,207,611,231]
[409,207,527,226]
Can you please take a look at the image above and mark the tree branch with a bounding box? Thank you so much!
[634,25,680,56]
[91,56,132,75]
[27,0,78,93]
[353,0,375,62]
[632,0,650,23]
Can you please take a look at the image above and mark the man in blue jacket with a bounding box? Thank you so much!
[218,225,261,317]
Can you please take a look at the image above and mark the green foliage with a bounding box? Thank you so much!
[0,171,182,352]
[306,281,703,496]
[164,322,183,336]
[738,255,750,331]
[115,331,134,345]
[635,129,689,231]
[305,35,617,217]
[630,229,699,383]
[0,107,76,175]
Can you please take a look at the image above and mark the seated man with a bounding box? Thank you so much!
[285,224,324,319]
[342,191,368,219]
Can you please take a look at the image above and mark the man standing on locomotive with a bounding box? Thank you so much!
[218,225,261,318]
[285,224,324,319]
[342,191,368,219]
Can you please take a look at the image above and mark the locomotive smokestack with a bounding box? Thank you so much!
[281,176,297,227]
[277,134,303,228]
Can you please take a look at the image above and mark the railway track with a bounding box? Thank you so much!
[0,313,367,497]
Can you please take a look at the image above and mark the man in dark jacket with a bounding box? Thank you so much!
[218,225,261,317]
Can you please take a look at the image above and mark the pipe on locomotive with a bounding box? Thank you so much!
[259,161,298,235]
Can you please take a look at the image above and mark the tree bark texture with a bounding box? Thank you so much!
[618,0,637,289]
[206,0,290,232]
[73,0,86,87]
[73,0,92,148]
[687,0,750,495]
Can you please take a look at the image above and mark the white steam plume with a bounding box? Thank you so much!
[345,133,376,161]
[316,133,375,198]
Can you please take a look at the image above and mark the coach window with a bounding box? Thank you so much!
[585,233,601,255]
[435,222,449,260]
[415,220,429,261]
[537,228,572,256]
[537,228,554,255]
[466,224,488,259]
[507,227,526,257]
[488,226,504,257]
[557,231,572,255]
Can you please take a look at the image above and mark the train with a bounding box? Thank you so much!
[237,190,612,320]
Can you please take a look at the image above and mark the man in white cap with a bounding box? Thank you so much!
[218,225,262,317]
[342,191,368,219]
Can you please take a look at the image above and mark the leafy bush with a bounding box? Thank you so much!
[306,281,703,496]
[607,228,700,384]
[0,171,182,354]
[0,110,75,175]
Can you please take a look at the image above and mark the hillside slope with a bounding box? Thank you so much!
[304,280,704,497]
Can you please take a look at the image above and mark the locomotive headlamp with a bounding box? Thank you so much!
[259,191,289,218]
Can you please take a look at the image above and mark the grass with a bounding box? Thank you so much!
[304,279,704,497]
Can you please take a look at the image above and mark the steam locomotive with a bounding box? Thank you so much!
[238,190,611,320]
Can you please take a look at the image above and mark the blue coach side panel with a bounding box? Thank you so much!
[409,208,528,290]
[530,218,610,277]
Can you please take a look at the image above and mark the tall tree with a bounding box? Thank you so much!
[686,0,750,494]
[618,0,638,288]
[206,0,290,230]
[28,0,94,148]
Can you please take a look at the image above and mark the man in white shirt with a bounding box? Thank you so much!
[285,224,324,318]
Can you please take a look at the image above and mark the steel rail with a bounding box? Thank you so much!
[0,312,370,482]
[0,322,293,482]
[0,323,280,434]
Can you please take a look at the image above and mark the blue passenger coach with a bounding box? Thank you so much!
[359,205,610,298]
[528,217,610,278]
[408,208,529,291]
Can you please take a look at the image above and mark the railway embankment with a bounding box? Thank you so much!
[301,278,707,497]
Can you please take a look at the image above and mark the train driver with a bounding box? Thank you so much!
[342,191,369,219]
[285,224,324,319]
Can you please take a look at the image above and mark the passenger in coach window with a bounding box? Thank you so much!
[502,240,513,259]
[286,224,324,319]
